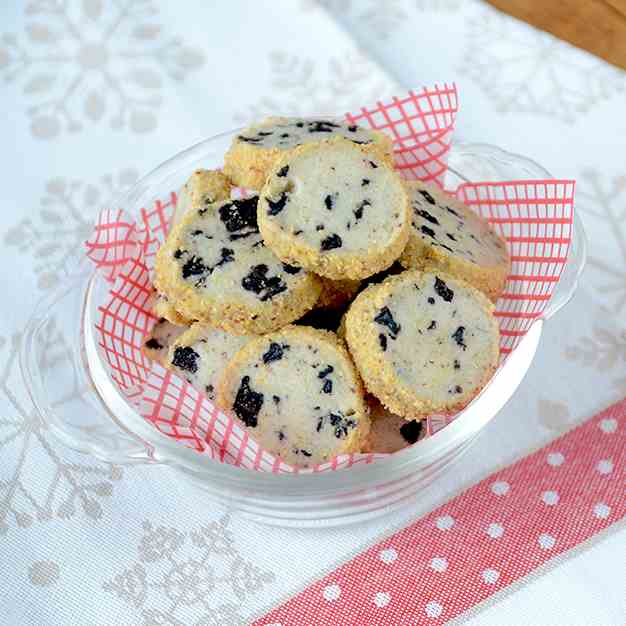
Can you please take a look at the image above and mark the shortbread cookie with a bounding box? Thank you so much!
[399,181,510,302]
[216,326,370,466]
[224,117,392,190]
[155,195,322,334]
[362,398,424,453]
[166,323,250,403]
[153,293,193,326]
[143,318,187,366]
[316,278,361,311]
[345,270,500,418]
[258,138,410,280]
[172,169,233,227]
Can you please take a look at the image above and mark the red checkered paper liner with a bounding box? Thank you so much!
[85,86,575,472]
[255,398,625,625]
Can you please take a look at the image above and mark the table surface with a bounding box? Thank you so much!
[0,1,624,625]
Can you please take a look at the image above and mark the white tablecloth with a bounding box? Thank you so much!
[0,1,624,624]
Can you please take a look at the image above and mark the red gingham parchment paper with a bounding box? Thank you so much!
[85,85,576,472]
[254,398,625,625]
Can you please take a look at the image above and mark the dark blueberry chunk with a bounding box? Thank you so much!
[205,384,214,399]
[322,379,333,394]
[347,124,358,132]
[439,243,455,253]
[215,247,235,269]
[173,249,184,259]
[237,135,262,143]
[300,449,312,457]
[308,120,339,133]
[219,197,259,239]
[320,234,342,251]
[454,359,461,370]
[144,337,162,350]
[361,178,370,186]
[447,233,457,241]
[428,297,435,304]
[276,165,289,177]
[379,333,387,351]
[452,326,467,350]
[257,130,273,137]
[316,224,325,231]
[368,160,378,169]
[296,121,304,128]
[233,376,264,428]
[400,420,423,444]
[374,306,401,339]
[267,193,288,216]
[273,395,281,405]
[277,430,285,440]
[294,229,303,236]
[317,411,357,439]
[420,225,436,239]
[282,262,301,275]
[446,206,461,218]
[181,255,207,280]
[190,229,203,236]
[427,320,437,330]
[416,208,440,225]
[354,199,371,220]
[324,193,337,211]
[454,385,463,394]
[351,139,371,145]
[262,342,289,364]
[419,189,436,205]
[434,276,454,302]
[241,264,288,301]
[280,132,289,138]
[318,365,334,379]
[171,346,199,373]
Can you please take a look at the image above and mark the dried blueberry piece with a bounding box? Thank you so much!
[237,135,262,143]
[205,384,214,399]
[308,120,339,133]
[241,264,288,301]
[374,306,401,339]
[233,376,264,428]
[324,193,337,211]
[427,297,435,304]
[320,234,342,251]
[173,249,185,259]
[400,420,422,444]
[280,132,289,138]
[379,333,387,351]
[316,224,325,231]
[368,160,378,169]
[300,449,312,457]
[447,233,457,241]
[219,197,259,239]
[352,139,371,145]
[446,206,461,218]
[257,130,273,137]
[419,189,436,205]
[347,124,358,132]
[144,338,162,350]
[273,395,281,405]
[427,320,437,330]
[434,277,454,302]
[452,326,467,350]
[361,178,370,186]
[276,165,289,178]
[262,342,289,364]
[322,379,333,394]
[454,385,463,393]
[181,255,207,280]
[317,411,357,439]
[318,365,334,379]
[266,193,288,216]
[190,229,203,236]
[453,359,461,370]
[277,430,285,440]
[354,199,371,220]
[420,225,436,239]
[296,121,304,128]
[294,229,303,236]
[282,262,301,275]
[172,346,199,374]
[416,208,440,225]
[215,247,234,269]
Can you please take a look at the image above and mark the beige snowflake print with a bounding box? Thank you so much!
[0,0,205,139]
[104,515,275,626]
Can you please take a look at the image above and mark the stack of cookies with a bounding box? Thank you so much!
[144,116,510,466]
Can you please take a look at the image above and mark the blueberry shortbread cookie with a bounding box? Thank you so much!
[155,195,322,335]
[362,398,423,454]
[172,169,233,227]
[166,322,250,403]
[399,181,510,302]
[216,325,370,466]
[143,318,187,366]
[153,293,193,326]
[345,270,500,418]
[224,117,392,190]
[258,138,410,280]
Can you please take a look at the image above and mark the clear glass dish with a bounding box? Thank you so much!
[20,135,586,527]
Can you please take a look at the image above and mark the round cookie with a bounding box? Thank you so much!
[216,326,370,466]
[155,195,322,335]
[224,116,392,190]
[362,398,424,453]
[166,322,250,403]
[258,138,410,280]
[345,269,500,418]
[153,293,193,326]
[172,169,233,227]
[399,181,510,302]
[143,318,187,367]
[316,277,361,311]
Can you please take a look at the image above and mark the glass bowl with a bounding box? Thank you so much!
[20,134,586,527]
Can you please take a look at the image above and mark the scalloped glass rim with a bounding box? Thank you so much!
[20,137,587,503]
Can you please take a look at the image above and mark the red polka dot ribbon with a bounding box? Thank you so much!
[254,398,625,625]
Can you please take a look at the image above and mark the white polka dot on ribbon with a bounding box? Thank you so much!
[491,480,510,496]
[379,548,397,564]
[425,601,443,618]
[323,584,341,602]
[374,592,390,608]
